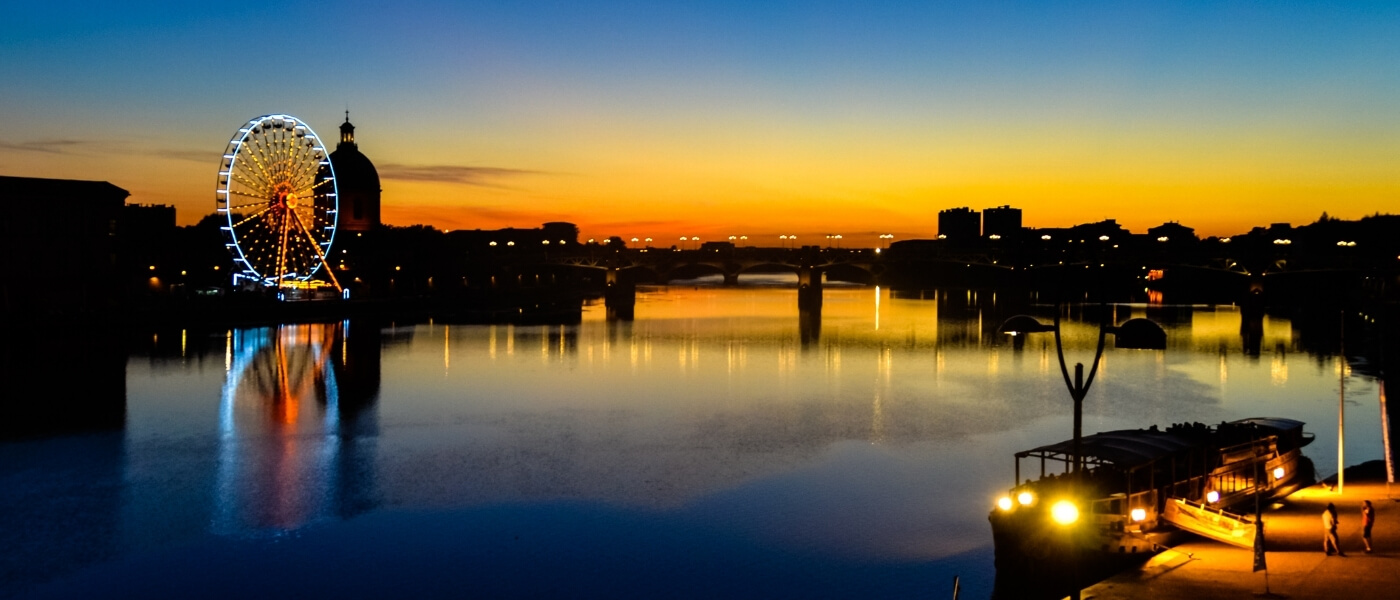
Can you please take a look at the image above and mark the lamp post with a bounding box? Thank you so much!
[998,311,1165,471]
[998,305,1165,600]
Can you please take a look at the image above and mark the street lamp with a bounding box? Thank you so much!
[998,311,1165,471]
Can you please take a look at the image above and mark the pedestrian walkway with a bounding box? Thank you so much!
[1085,460,1400,599]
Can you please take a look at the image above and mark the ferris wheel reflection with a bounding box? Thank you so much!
[214,321,380,535]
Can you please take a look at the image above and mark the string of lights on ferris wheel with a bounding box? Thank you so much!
[214,114,342,292]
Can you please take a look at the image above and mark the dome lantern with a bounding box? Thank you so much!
[339,110,356,149]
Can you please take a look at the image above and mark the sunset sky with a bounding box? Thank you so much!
[3,1,1397,246]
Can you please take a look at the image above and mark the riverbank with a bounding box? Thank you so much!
[1084,460,1399,599]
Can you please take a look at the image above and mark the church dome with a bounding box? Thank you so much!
[328,113,381,232]
[331,146,380,195]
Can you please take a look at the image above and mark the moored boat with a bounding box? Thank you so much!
[988,418,1313,597]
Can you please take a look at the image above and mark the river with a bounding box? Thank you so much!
[0,281,1385,599]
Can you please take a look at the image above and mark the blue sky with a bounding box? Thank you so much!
[3,1,1397,240]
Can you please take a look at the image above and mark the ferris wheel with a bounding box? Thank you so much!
[215,114,340,290]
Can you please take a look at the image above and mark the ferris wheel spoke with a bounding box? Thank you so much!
[231,172,272,195]
[231,205,273,228]
[299,176,334,193]
[227,201,271,212]
[234,155,277,191]
[258,150,291,192]
[293,177,333,200]
[290,156,324,191]
[226,189,273,203]
[242,134,279,181]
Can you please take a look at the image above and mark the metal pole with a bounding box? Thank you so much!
[1073,363,1085,474]
[1339,310,1346,494]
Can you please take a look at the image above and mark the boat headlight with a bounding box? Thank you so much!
[997,496,1014,511]
[1130,508,1147,522]
[1273,467,1285,480]
[1206,490,1220,504]
[1017,491,1034,506]
[1051,500,1079,525]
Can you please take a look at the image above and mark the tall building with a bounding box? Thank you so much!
[329,112,381,233]
[0,176,128,316]
[983,205,1022,239]
[938,207,980,240]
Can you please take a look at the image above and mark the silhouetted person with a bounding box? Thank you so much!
[1361,500,1375,553]
[1323,502,1344,556]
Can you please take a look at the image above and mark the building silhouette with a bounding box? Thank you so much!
[1147,221,1198,249]
[938,207,980,240]
[0,176,128,317]
[328,113,382,291]
[983,205,1022,239]
[330,112,381,233]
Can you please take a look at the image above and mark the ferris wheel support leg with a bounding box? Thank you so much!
[275,212,292,285]
[290,210,344,293]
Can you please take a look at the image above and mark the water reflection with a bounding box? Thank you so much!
[2,288,1391,600]
[213,321,380,535]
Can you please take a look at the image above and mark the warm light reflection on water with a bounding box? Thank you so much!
[5,286,1386,600]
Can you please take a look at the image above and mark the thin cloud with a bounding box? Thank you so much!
[0,139,89,154]
[386,204,561,229]
[379,164,544,188]
[0,139,217,164]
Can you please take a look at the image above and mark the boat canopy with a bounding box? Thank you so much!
[1229,417,1304,433]
[1015,429,1201,471]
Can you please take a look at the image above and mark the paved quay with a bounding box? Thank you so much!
[1084,461,1399,600]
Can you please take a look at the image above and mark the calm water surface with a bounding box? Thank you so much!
[0,282,1384,599]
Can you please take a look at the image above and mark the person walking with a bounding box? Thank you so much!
[1323,502,1344,556]
[1361,500,1375,553]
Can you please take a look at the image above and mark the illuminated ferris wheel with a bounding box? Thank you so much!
[215,114,340,290]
